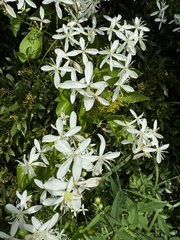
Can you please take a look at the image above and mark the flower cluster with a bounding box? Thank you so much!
[0,0,170,239]
[150,0,169,30]
[115,109,169,163]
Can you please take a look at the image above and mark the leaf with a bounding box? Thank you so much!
[10,123,17,137]
[114,230,135,240]
[19,29,42,62]
[34,103,46,110]
[111,191,120,219]
[7,148,15,156]
[85,213,101,230]
[138,202,167,213]
[128,203,139,229]
[10,17,21,37]
[121,92,149,103]
[110,176,119,196]
[56,100,72,116]
[158,215,169,237]
[17,165,33,191]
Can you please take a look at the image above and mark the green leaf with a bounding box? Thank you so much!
[121,92,149,103]
[111,191,120,220]
[85,213,101,230]
[10,123,17,137]
[17,165,33,191]
[158,215,169,237]
[19,29,42,62]
[16,52,28,63]
[114,230,135,240]
[56,100,72,116]
[10,17,21,37]
[7,148,15,157]
[127,203,139,229]
[138,202,166,213]
[34,103,46,110]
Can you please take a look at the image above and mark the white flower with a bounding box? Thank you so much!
[17,146,47,177]
[34,139,51,165]
[0,220,19,239]
[99,15,122,41]
[58,61,109,111]
[42,114,81,144]
[112,72,134,101]
[41,49,73,88]
[90,134,120,176]
[116,54,138,79]
[17,0,37,10]
[24,213,60,240]
[42,0,74,19]
[150,0,169,30]
[83,16,104,43]
[130,109,144,125]
[143,140,169,163]
[6,190,42,231]
[0,0,16,18]
[42,177,82,212]
[67,37,98,65]
[78,0,100,19]
[30,6,50,30]
[55,138,92,181]
[99,40,126,71]
[52,23,80,52]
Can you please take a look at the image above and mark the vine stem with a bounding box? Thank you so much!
[146,209,161,234]
[154,159,159,190]
[30,39,57,81]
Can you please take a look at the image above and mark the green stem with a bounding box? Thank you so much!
[154,159,159,190]
[157,175,180,187]
[30,39,57,81]
[147,209,161,234]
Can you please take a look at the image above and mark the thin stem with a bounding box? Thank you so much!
[154,159,159,190]
[30,39,57,81]
[146,209,161,234]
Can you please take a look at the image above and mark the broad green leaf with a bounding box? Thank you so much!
[16,52,28,63]
[56,100,72,116]
[121,92,149,103]
[19,29,42,62]
[17,165,33,191]
[128,203,139,229]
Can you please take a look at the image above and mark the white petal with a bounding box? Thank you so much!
[41,65,53,71]
[32,216,41,229]
[6,204,19,214]
[25,205,42,214]
[72,156,82,182]
[42,134,60,142]
[85,61,93,84]
[44,178,67,191]
[24,223,36,233]
[98,134,106,155]
[56,160,72,179]
[105,152,120,160]
[65,126,81,137]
